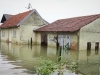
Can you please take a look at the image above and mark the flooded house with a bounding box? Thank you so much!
[0,9,48,44]
[34,14,100,50]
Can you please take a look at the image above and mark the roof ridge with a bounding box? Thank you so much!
[9,10,33,18]
[57,14,100,21]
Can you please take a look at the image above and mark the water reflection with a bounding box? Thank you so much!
[78,49,100,75]
[57,46,78,62]
[0,42,100,75]
[95,49,99,55]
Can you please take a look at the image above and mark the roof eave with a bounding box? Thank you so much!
[0,26,18,29]
[34,30,79,32]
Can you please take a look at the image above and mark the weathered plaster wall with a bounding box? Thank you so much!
[1,28,20,44]
[70,33,78,50]
[20,25,38,44]
[0,11,48,45]
[1,29,8,42]
[79,18,100,50]
[12,28,20,44]
[48,33,57,47]
[19,11,48,44]
[20,11,47,26]
[47,32,78,50]
[35,32,41,44]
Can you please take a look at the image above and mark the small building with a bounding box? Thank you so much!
[0,9,48,44]
[34,14,100,50]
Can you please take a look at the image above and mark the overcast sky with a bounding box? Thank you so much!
[0,0,100,23]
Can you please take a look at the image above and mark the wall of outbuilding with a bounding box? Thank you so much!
[79,18,100,50]
[47,32,78,50]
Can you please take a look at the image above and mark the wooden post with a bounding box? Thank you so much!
[31,38,32,45]
[30,38,32,49]
[58,46,62,62]
[56,35,59,50]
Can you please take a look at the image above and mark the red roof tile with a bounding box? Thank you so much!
[0,10,33,28]
[35,14,100,32]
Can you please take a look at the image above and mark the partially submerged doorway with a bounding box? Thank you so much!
[95,42,99,50]
[87,42,91,50]
[41,33,47,45]
[87,42,91,56]
[95,42,99,55]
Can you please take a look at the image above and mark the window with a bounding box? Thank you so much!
[87,42,91,50]
[2,31,5,37]
[13,30,16,38]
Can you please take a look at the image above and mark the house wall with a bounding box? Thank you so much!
[0,10,48,45]
[19,25,39,44]
[47,32,78,50]
[1,29,8,42]
[79,18,100,50]
[1,28,20,44]
[19,11,48,44]
[35,32,41,44]
[48,33,57,47]
[12,28,20,44]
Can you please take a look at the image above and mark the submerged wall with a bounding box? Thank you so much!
[0,28,20,44]
[0,10,48,45]
[47,32,78,50]
[79,18,100,50]
[19,11,48,44]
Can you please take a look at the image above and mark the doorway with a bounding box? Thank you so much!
[95,42,99,50]
[87,42,91,50]
[41,33,47,45]
[95,42,99,55]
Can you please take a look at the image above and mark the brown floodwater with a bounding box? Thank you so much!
[0,42,100,75]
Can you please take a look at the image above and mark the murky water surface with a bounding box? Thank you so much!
[0,42,100,75]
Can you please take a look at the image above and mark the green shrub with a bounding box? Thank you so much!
[35,57,78,75]
[36,57,56,75]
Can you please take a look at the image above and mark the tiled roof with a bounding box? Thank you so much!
[0,10,33,28]
[35,14,100,32]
